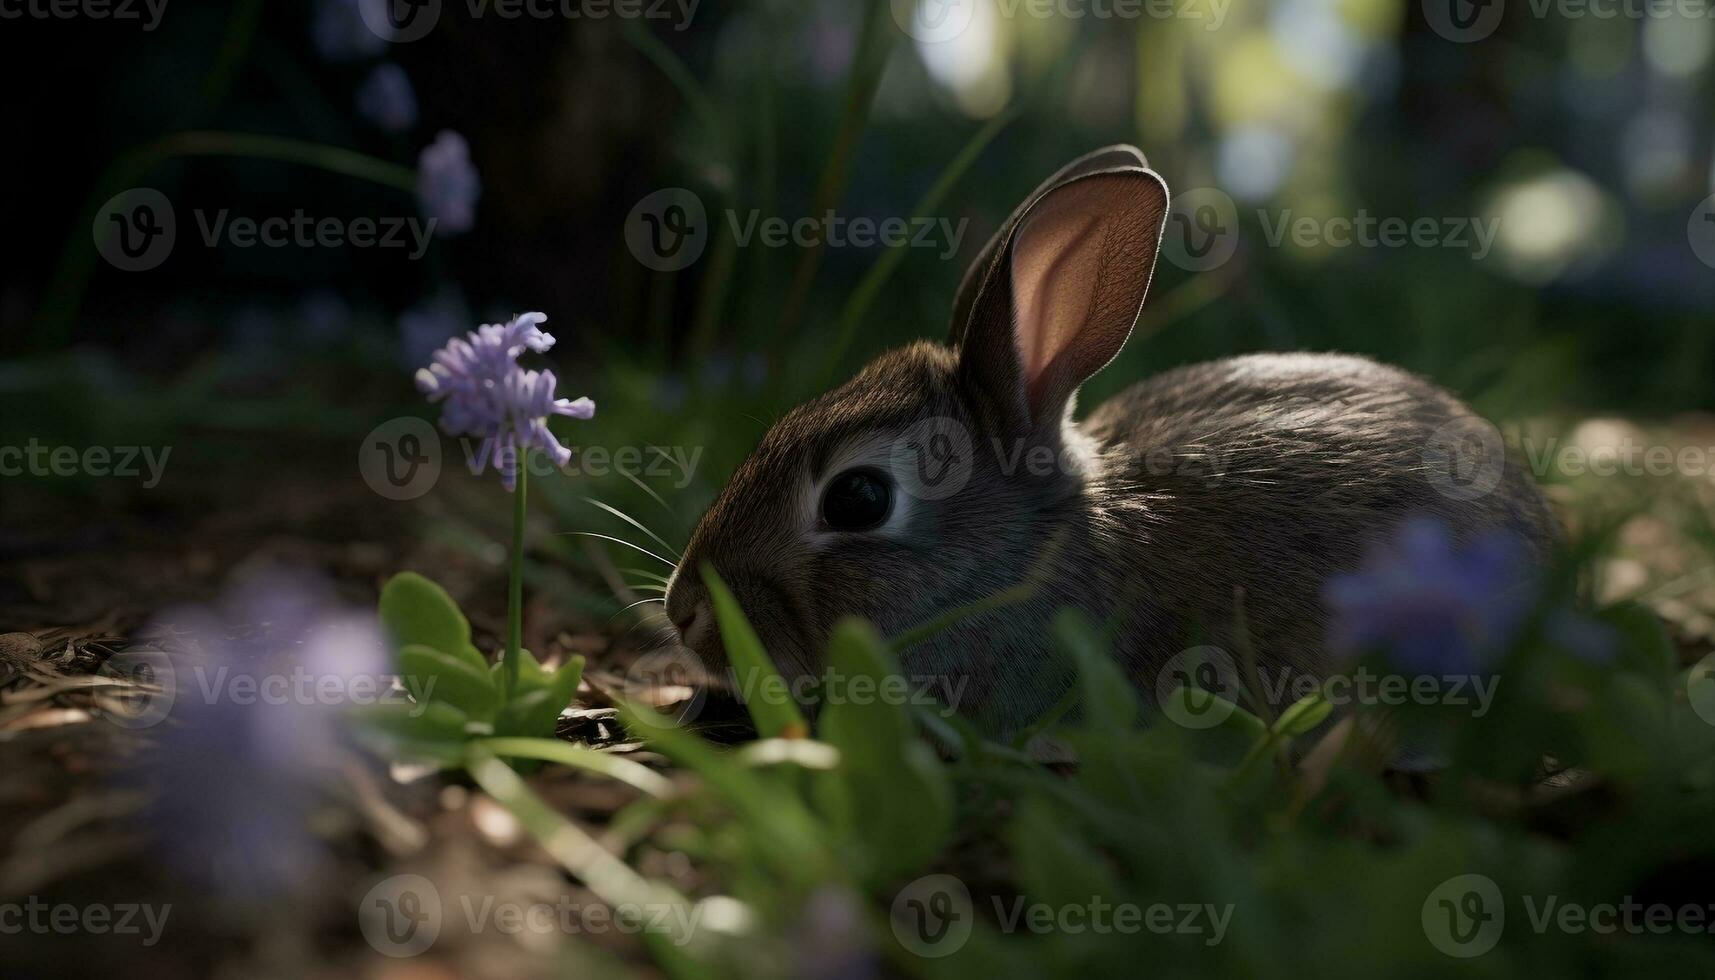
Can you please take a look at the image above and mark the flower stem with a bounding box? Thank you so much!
[506,454,528,699]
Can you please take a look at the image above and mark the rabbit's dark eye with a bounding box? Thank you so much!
[821,468,892,532]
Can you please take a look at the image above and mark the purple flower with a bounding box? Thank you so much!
[312,0,386,62]
[415,312,595,490]
[418,130,481,236]
[133,567,389,902]
[357,62,418,133]
[1324,518,1537,676]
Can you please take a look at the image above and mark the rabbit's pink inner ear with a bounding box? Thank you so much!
[1008,171,1169,421]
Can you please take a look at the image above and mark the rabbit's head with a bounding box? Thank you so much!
[663,146,1169,725]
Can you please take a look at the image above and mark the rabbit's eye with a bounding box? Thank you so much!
[821,468,893,532]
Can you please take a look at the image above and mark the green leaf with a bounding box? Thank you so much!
[399,643,500,721]
[1055,610,1138,733]
[1273,690,1334,736]
[701,563,808,739]
[617,702,837,885]
[490,647,549,692]
[818,618,952,884]
[495,655,586,739]
[359,700,472,743]
[379,572,487,672]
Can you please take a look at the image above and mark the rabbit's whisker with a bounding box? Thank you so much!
[583,496,683,559]
[561,531,676,568]
[607,596,667,627]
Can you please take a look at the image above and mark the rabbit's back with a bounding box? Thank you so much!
[1077,352,1556,679]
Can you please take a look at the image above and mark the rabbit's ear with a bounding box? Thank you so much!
[956,164,1169,430]
[949,145,1149,345]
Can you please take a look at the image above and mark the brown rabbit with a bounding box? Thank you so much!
[662,145,1557,733]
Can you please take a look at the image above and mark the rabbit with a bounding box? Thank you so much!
[661,145,1558,735]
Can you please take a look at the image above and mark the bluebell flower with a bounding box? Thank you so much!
[418,130,481,236]
[415,312,595,490]
[1324,517,1536,676]
[312,0,386,62]
[357,62,418,133]
[136,567,389,902]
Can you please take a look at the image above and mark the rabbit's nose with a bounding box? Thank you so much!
[671,601,710,649]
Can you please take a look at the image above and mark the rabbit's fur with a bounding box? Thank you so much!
[664,146,1557,733]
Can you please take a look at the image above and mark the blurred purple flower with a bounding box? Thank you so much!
[790,886,878,980]
[136,567,389,902]
[415,312,595,490]
[398,288,470,370]
[418,130,481,236]
[312,0,386,62]
[299,289,351,347]
[1325,518,1537,676]
[357,62,418,133]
